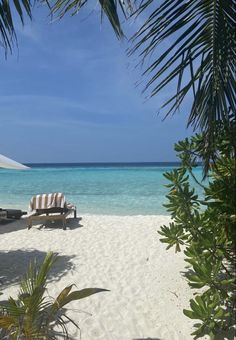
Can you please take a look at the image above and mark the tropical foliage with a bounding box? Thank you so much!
[43,0,133,38]
[0,0,130,54]
[0,0,32,54]
[158,122,236,338]
[129,0,235,170]
[0,252,108,339]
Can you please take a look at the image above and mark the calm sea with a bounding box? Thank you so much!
[0,163,204,215]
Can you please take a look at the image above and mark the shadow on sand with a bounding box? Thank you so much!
[133,338,161,340]
[0,217,83,234]
[0,249,76,288]
[0,218,27,234]
[38,217,83,231]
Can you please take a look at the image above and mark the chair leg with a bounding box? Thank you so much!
[63,217,66,230]
[28,219,32,230]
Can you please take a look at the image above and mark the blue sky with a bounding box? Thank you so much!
[0,4,193,163]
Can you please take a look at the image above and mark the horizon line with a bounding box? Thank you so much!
[24,161,200,166]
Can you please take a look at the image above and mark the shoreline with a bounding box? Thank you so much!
[0,214,197,340]
[0,200,170,216]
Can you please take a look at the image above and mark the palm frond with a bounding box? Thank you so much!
[130,0,235,167]
[0,252,109,339]
[0,0,132,53]
[53,286,109,310]
[43,0,134,38]
[0,0,33,54]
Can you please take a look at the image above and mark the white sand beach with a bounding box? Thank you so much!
[0,214,199,340]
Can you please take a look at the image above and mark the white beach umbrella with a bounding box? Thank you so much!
[0,153,29,170]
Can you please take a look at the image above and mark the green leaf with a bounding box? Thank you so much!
[183,309,198,320]
[56,288,110,309]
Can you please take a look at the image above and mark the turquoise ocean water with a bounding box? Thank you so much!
[0,163,204,215]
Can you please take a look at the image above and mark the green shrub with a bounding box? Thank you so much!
[159,127,236,339]
[0,252,108,339]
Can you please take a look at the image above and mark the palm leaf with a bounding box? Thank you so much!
[0,252,109,338]
[0,0,33,54]
[36,251,57,287]
[0,315,16,329]
[53,287,109,309]
[130,0,235,170]
[42,0,134,38]
[19,251,56,295]
[0,0,132,54]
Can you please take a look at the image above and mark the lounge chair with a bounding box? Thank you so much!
[27,193,77,230]
[0,208,27,221]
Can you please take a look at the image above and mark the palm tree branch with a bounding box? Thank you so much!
[129,0,235,167]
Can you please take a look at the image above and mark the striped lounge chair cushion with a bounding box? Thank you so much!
[29,193,66,212]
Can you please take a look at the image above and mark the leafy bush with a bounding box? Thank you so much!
[0,252,108,339]
[159,127,236,339]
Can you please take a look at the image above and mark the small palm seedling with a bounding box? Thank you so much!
[0,252,108,339]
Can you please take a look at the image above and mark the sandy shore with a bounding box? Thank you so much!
[0,214,198,340]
